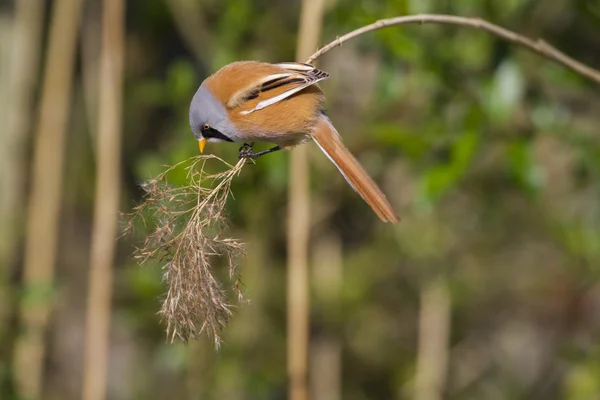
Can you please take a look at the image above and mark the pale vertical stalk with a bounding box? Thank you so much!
[81,0,124,399]
[414,277,451,400]
[186,340,214,400]
[13,0,83,397]
[0,0,45,349]
[0,18,10,136]
[287,1,326,400]
[286,120,311,400]
[310,233,342,400]
[1,0,45,269]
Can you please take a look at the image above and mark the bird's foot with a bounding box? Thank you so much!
[238,143,259,160]
[238,143,282,161]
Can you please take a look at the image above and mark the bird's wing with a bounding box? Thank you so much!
[228,63,329,114]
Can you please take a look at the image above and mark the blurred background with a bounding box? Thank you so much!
[2,0,600,399]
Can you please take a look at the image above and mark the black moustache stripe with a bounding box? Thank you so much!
[203,127,233,142]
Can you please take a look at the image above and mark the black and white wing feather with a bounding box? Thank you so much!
[236,62,329,114]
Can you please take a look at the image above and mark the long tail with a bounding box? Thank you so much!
[311,116,400,223]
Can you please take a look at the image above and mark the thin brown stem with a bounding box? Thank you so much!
[307,14,600,85]
[123,155,247,347]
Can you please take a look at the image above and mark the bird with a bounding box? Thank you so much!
[189,61,399,223]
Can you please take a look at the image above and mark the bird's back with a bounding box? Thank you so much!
[205,61,326,147]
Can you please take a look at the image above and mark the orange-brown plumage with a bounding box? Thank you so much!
[190,61,400,222]
[311,118,399,223]
[204,61,325,148]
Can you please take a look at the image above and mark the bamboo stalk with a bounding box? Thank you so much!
[310,233,342,400]
[414,277,451,400]
[287,1,326,399]
[13,0,83,397]
[1,0,45,270]
[0,14,13,380]
[0,0,45,373]
[81,0,125,399]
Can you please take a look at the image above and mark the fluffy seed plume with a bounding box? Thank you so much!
[123,155,247,349]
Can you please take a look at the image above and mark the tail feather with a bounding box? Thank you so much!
[311,116,400,223]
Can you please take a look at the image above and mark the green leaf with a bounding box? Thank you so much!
[417,129,480,206]
[507,139,544,192]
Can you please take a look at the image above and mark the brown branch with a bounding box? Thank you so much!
[307,14,600,85]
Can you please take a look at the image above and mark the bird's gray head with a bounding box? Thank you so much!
[189,83,241,150]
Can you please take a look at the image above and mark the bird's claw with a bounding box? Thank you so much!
[238,143,258,161]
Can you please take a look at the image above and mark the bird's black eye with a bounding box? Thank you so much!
[202,123,210,131]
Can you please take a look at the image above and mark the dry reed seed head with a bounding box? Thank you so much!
[123,155,247,348]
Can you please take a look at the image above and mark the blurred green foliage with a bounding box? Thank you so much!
[3,0,600,398]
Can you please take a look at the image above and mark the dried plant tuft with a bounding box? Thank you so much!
[123,155,247,349]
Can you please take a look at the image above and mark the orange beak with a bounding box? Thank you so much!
[198,138,207,153]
